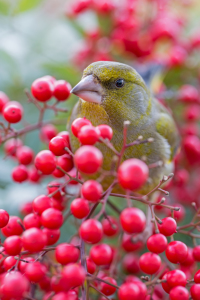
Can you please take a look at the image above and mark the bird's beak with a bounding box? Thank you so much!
[70,75,102,104]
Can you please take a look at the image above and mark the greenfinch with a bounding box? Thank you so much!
[69,61,179,194]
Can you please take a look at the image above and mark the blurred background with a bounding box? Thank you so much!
[0,0,200,243]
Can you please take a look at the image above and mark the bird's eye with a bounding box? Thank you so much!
[115,79,124,88]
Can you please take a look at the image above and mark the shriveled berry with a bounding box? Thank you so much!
[118,158,149,191]
[79,219,103,244]
[81,180,103,202]
[120,207,146,234]
[70,198,90,219]
[35,150,56,174]
[55,243,80,265]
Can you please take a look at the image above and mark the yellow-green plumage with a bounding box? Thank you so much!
[69,61,179,194]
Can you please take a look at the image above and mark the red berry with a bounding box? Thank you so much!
[22,228,47,252]
[51,197,65,211]
[178,85,199,103]
[158,217,177,236]
[190,284,200,300]
[41,208,63,229]
[167,204,185,223]
[94,0,115,14]
[194,270,200,283]
[161,273,171,293]
[55,243,80,265]
[3,101,23,123]
[0,271,30,300]
[71,118,92,137]
[23,213,41,229]
[47,181,63,199]
[79,219,103,244]
[52,291,78,300]
[193,245,200,261]
[147,234,168,254]
[74,145,103,174]
[42,228,60,245]
[33,195,51,215]
[62,264,85,289]
[81,180,103,202]
[86,257,96,274]
[2,216,23,237]
[16,146,34,165]
[0,209,9,228]
[3,256,16,271]
[51,276,68,293]
[118,282,140,300]
[31,77,54,102]
[4,138,23,157]
[35,150,56,174]
[25,262,46,282]
[180,247,195,266]
[102,216,119,236]
[96,124,113,140]
[169,46,187,67]
[122,233,143,252]
[139,252,161,274]
[120,207,146,234]
[78,125,100,145]
[167,270,187,288]
[169,286,189,300]
[90,244,113,265]
[166,241,188,264]
[183,135,200,165]
[28,166,41,183]
[70,198,90,219]
[12,165,28,183]
[40,124,58,143]
[123,253,140,274]
[53,154,74,177]
[20,202,33,216]
[57,131,71,148]
[49,136,68,156]
[100,276,117,296]
[118,158,149,191]
[0,91,9,112]
[53,80,71,101]
[4,236,22,255]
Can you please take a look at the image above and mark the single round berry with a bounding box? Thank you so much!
[70,198,90,219]
[147,234,168,254]
[55,243,80,265]
[31,77,54,102]
[78,125,100,145]
[178,84,199,103]
[166,241,188,264]
[2,216,23,237]
[35,150,56,175]
[4,236,22,256]
[57,131,71,148]
[118,158,149,191]
[25,262,46,282]
[190,284,200,300]
[102,216,119,236]
[1,271,30,300]
[3,256,16,271]
[158,217,177,236]
[122,233,143,252]
[33,195,51,215]
[53,80,71,101]
[81,180,103,202]
[0,91,9,112]
[167,204,185,223]
[123,253,140,274]
[139,252,161,274]
[12,165,28,183]
[100,276,117,296]
[90,244,113,266]
[193,245,200,261]
[169,286,189,300]
[40,124,58,144]
[54,154,74,177]
[62,264,85,289]
[42,228,60,245]
[120,207,146,234]
[195,270,200,283]
[86,257,96,274]
[96,124,113,140]
[28,166,41,183]
[0,209,9,228]
[16,146,34,165]
[118,283,140,300]
[49,136,68,156]
[79,219,103,244]
[41,208,63,229]
[180,247,195,266]
[4,138,23,157]
[22,228,47,252]
[167,270,187,288]
[71,118,92,137]
[23,213,41,229]
[74,145,103,174]
[3,101,23,123]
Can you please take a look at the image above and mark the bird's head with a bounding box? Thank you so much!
[71,61,151,118]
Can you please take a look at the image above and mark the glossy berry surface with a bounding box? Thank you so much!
[166,241,188,264]
[81,180,103,202]
[3,102,23,123]
[49,136,68,156]
[147,234,168,253]
[71,117,92,137]
[53,80,71,101]
[120,207,146,234]
[31,77,54,102]
[79,219,103,244]
[55,243,80,265]
[139,252,161,274]
[90,244,113,265]
[158,217,177,236]
[78,125,100,145]
[96,124,113,140]
[41,208,63,229]
[70,198,90,219]
[35,150,56,174]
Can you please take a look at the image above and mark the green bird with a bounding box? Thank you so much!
[69,61,179,194]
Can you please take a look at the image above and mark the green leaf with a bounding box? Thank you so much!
[14,0,43,13]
